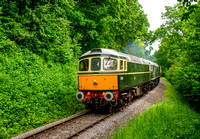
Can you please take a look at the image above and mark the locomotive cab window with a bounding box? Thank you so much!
[91,58,101,71]
[124,61,127,70]
[103,58,117,70]
[120,60,123,70]
[79,59,89,71]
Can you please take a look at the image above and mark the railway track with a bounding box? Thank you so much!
[11,110,90,139]
[11,80,165,139]
[68,113,112,139]
[11,99,137,139]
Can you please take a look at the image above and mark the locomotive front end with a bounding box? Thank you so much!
[77,74,119,108]
[76,49,127,110]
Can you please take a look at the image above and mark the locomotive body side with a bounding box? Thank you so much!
[118,62,150,91]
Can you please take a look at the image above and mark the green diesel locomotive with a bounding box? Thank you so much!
[76,48,161,112]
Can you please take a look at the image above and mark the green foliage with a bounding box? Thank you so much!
[166,61,200,111]
[0,0,84,138]
[1,1,79,63]
[154,2,200,111]
[1,0,150,55]
[0,0,150,138]
[113,78,200,139]
[68,0,149,53]
[178,0,198,7]
[0,36,84,138]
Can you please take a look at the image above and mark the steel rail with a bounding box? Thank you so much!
[67,99,138,139]
[67,113,112,139]
[11,110,90,139]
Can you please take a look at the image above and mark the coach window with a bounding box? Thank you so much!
[79,59,89,71]
[103,58,117,70]
[151,65,153,71]
[120,60,123,70]
[91,58,101,71]
[124,61,127,71]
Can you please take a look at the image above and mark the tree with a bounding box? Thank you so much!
[68,0,149,53]
[154,2,200,111]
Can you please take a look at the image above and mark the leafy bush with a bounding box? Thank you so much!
[166,62,200,111]
[0,1,84,138]
[0,39,84,137]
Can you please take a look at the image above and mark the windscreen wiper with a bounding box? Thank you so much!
[83,59,87,70]
[106,57,111,65]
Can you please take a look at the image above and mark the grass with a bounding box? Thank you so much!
[112,78,200,139]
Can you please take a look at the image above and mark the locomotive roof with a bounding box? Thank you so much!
[80,48,159,66]
[81,48,126,59]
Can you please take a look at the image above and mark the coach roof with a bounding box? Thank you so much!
[80,48,159,66]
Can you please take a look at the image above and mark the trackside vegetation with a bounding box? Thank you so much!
[0,47,84,138]
[154,1,200,111]
[0,0,150,138]
[113,78,200,139]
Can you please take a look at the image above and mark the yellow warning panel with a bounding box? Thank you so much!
[79,75,118,90]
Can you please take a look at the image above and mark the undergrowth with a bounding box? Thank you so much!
[0,47,84,138]
[113,78,200,139]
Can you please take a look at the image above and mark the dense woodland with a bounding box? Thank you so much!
[154,0,200,112]
[0,0,199,138]
[0,0,150,137]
